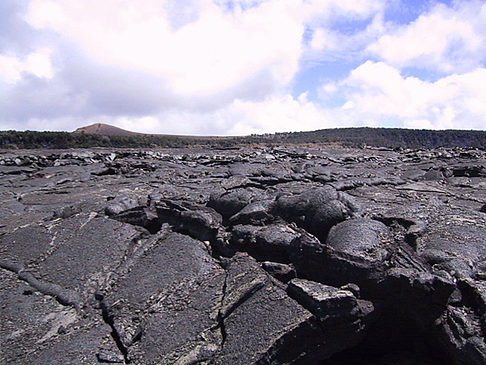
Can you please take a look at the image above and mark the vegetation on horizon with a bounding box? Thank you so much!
[0,127,485,150]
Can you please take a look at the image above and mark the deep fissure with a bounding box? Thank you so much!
[95,293,131,364]
[106,204,458,364]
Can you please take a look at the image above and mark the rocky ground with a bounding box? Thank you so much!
[1,145,485,364]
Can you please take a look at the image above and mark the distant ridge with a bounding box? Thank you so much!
[1,124,485,149]
[73,123,139,136]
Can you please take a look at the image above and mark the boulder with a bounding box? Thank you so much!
[208,188,268,220]
[274,186,359,241]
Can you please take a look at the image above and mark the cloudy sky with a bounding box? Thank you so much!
[1,0,485,135]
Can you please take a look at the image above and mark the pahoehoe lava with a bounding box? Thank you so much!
[1,145,486,364]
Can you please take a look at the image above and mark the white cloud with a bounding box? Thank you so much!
[23,0,389,96]
[328,61,486,130]
[229,93,329,134]
[367,0,486,72]
[310,28,328,51]
[0,56,22,83]
[0,48,53,82]
[304,0,384,22]
[332,0,384,17]
[110,93,334,136]
[304,9,385,63]
[26,0,304,95]
[10,57,486,134]
[116,116,161,134]
[2,0,485,134]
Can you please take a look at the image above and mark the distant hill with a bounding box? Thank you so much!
[72,123,232,141]
[73,123,140,136]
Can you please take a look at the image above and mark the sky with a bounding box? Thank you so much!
[1,0,485,135]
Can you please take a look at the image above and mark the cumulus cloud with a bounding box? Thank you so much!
[306,13,385,63]
[324,61,486,130]
[304,0,384,22]
[0,48,53,82]
[2,0,360,133]
[26,0,304,95]
[111,93,335,136]
[367,0,486,73]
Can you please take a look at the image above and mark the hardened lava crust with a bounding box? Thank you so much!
[1,146,485,364]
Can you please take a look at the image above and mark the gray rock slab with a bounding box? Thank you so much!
[29,321,117,365]
[214,253,327,365]
[419,211,486,280]
[1,224,53,266]
[0,269,82,363]
[37,216,139,293]
[103,232,225,364]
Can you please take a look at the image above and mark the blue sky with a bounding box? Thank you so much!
[0,0,485,135]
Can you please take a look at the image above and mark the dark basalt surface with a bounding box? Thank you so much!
[1,146,485,364]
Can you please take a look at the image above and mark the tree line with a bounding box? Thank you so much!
[1,128,485,149]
